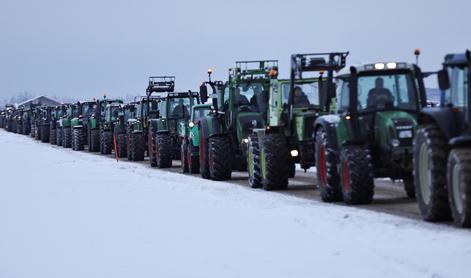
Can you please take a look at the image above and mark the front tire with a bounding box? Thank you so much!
[72,128,84,151]
[315,128,342,202]
[247,134,262,188]
[56,127,63,147]
[89,129,100,152]
[339,146,374,205]
[209,135,232,181]
[156,133,173,168]
[129,132,145,161]
[262,133,289,190]
[199,129,210,179]
[413,124,451,221]
[187,139,200,174]
[115,132,127,158]
[447,148,471,228]
[181,139,189,173]
[100,131,113,154]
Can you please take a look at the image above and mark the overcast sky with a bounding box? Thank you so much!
[1,0,470,100]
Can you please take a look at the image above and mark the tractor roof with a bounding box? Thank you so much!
[229,60,278,82]
[337,62,416,77]
[444,51,470,66]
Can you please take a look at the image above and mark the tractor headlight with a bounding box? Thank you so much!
[242,138,249,144]
[398,130,413,139]
[391,139,400,147]
[290,150,299,157]
[189,122,194,128]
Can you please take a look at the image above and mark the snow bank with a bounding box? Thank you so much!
[0,130,470,278]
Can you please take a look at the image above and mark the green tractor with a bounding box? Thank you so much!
[314,61,427,204]
[248,52,348,190]
[180,103,212,173]
[146,76,200,168]
[52,104,68,146]
[414,51,471,227]
[71,101,97,151]
[99,102,124,155]
[59,104,78,148]
[125,96,161,161]
[198,60,277,180]
[87,98,123,152]
[35,106,53,143]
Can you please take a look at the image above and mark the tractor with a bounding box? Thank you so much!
[71,101,97,151]
[198,60,277,180]
[58,103,78,148]
[180,103,212,173]
[49,105,66,145]
[248,52,348,190]
[3,105,16,132]
[125,96,161,161]
[414,51,471,227]
[99,102,124,155]
[36,106,53,143]
[87,98,123,152]
[146,76,200,168]
[314,61,427,204]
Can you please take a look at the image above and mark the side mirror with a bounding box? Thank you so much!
[200,84,208,104]
[212,97,218,110]
[438,69,450,91]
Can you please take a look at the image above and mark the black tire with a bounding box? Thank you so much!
[315,128,342,202]
[89,129,100,152]
[72,128,84,151]
[115,132,127,158]
[339,146,374,205]
[447,148,471,228]
[129,132,145,161]
[199,129,210,179]
[262,133,289,190]
[40,125,49,143]
[99,130,111,154]
[62,127,72,148]
[187,139,200,174]
[403,176,415,199]
[413,124,451,221]
[148,125,157,167]
[208,135,232,181]
[50,128,56,145]
[156,133,173,168]
[181,139,189,173]
[56,127,63,147]
[247,134,262,188]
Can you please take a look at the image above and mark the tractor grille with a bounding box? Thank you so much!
[393,118,414,147]
[303,115,315,138]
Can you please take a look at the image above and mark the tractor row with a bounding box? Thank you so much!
[2,50,470,228]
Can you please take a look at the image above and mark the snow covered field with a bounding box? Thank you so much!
[1,129,470,278]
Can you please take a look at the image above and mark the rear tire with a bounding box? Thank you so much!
[156,133,173,168]
[447,148,471,228]
[413,124,451,221]
[262,133,289,190]
[339,146,374,205]
[129,132,145,161]
[50,127,56,145]
[315,128,342,202]
[40,125,50,143]
[56,127,63,147]
[247,134,262,188]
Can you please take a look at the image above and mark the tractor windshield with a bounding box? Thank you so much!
[446,66,468,108]
[281,81,320,107]
[105,106,120,120]
[168,98,190,119]
[192,106,211,122]
[357,73,418,111]
[67,106,78,117]
[235,82,267,113]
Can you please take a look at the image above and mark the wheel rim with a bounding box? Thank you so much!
[452,163,464,214]
[343,160,350,193]
[418,143,432,205]
[318,144,327,187]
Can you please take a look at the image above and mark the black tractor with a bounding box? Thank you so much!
[414,51,471,227]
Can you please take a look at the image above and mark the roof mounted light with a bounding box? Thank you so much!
[386,62,397,69]
[374,63,385,70]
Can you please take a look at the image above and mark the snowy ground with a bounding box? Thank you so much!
[1,129,470,278]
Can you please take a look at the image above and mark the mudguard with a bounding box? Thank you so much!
[314,115,341,151]
[209,115,225,137]
[418,107,464,140]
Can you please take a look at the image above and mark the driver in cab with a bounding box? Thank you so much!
[171,99,189,117]
[367,77,394,108]
[293,86,310,107]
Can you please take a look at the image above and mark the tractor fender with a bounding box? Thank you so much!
[132,130,143,135]
[199,117,210,141]
[418,107,463,141]
[209,115,225,137]
[73,125,83,129]
[314,115,340,151]
[450,135,471,147]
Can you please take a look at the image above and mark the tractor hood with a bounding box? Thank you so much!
[373,111,417,150]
